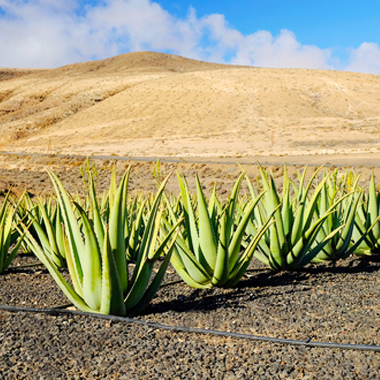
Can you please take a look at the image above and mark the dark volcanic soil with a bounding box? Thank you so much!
[1,253,380,379]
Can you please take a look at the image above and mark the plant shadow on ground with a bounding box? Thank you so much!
[298,254,380,275]
[143,255,380,317]
[143,271,314,316]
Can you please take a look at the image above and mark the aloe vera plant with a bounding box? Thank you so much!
[16,193,66,267]
[20,169,180,316]
[163,173,273,288]
[0,192,25,274]
[248,165,353,270]
[80,160,150,263]
[312,173,365,262]
[352,174,380,255]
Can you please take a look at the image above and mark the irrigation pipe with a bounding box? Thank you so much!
[1,304,379,352]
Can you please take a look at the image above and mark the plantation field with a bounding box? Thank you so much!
[0,153,380,378]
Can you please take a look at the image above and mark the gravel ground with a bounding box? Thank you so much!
[1,254,380,379]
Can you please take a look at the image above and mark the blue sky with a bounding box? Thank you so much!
[159,1,380,48]
[0,0,380,74]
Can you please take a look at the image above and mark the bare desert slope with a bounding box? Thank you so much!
[1,51,380,162]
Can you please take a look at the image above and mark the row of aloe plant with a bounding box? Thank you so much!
[1,161,380,316]
[245,165,380,270]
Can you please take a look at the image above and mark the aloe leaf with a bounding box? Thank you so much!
[334,192,361,253]
[108,169,129,293]
[17,223,92,312]
[39,200,65,267]
[100,227,126,316]
[352,221,374,254]
[0,215,9,272]
[345,213,380,258]
[161,207,214,285]
[196,175,218,271]
[25,209,62,267]
[368,175,379,239]
[211,213,228,286]
[281,169,293,240]
[145,210,163,260]
[61,226,84,298]
[3,229,26,270]
[75,204,103,311]
[268,174,285,248]
[208,185,217,222]
[287,210,338,268]
[127,232,178,316]
[127,199,146,261]
[171,236,212,284]
[257,167,284,266]
[89,178,105,249]
[296,166,309,202]
[150,218,183,262]
[125,258,154,310]
[268,220,283,268]
[131,175,170,285]
[55,206,65,260]
[291,174,328,247]
[229,191,267,269]
[47,170,84,283]
[226,173,245,243]
[164,194,185,241]
[297,225,345,268]
[226,219,275,287]
[170,255,213,289]
[108,165,118,210]
[253,248,270,266]
[258,163,270,191]
[177,173,199,255]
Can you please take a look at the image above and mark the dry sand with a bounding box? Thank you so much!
[1,51,380,169]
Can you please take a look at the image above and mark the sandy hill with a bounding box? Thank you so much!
[1,51,380,160]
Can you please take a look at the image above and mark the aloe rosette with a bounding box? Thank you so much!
[311,173,377,262]
[248,165,354,270]
[18,194,66,267]
[163,172,274,288]
[20,170,180,316]
[0,192,25,274]
[352,174,380,255]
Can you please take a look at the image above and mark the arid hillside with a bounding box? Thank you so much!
[1,51,380,160]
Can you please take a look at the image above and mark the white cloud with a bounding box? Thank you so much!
[233,30,334,70]
[83,0,203,58]
[201,24,334,70]
[344,42,380,75]
[0,0,86,67]
[0,0,379,75]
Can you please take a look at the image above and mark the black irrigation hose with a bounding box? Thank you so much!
[1,304,379,352]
